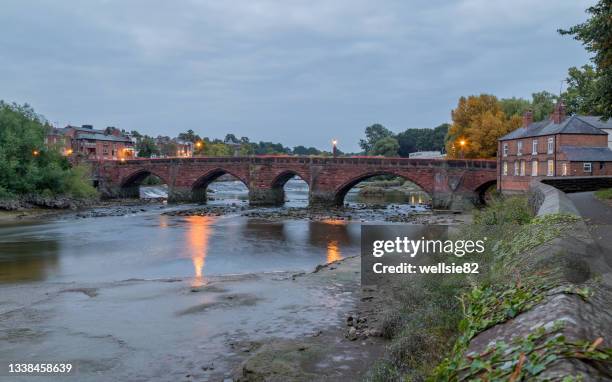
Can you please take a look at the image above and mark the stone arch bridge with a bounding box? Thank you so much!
[92,156,497,209]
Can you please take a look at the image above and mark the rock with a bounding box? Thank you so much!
[346,327,358,341]
[367,329,382,337]
[346,315,354,327]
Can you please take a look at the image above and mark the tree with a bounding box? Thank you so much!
[559,0,612,119]
[293,145,321,155]
[0,101,96,198]
[530,91,557,121]
[396,124,448,157]
[370,136,399,157]
[224,133,240,144]
[160,141,177,157]
[561,65,602,116]
[136,136,160,158]
[178,129,201,143]
[445,94,521,158]
[359,124,393,153]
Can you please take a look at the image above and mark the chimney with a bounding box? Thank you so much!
[551,101,566,124]
[522,110,533,127]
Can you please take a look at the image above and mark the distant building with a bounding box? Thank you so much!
[497,102,612,193]
[174,139,194,157]
[408,151,446,159]
[44,127,72,155]
[54,125,135,160]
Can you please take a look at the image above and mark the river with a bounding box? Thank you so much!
[0,178,431,381]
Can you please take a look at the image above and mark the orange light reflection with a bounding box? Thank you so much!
[185,216,214,287]
[327,240,342,263]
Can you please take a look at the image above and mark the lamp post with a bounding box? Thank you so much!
[459,139,466,159]
[332,139,338,158]
[195,141,203,156]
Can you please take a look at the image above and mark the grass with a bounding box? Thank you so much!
[363,195,601,381]
[595,188,612,200]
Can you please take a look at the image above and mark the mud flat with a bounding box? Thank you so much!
[0,256,388,381]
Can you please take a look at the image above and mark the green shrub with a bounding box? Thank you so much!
[473,195,532,225]
[595,188,612,200]
[364,360,402,382]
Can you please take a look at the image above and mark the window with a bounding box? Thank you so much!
[583,162,592,173]
[547,137,554,154]
[503,161,508,176]
[532,139,538,155]
[514,161,519,176]
[531,161,538,176]
[503,143,508,157]
[517,141,523,156]
[600,162,605,170]
[520,160,525,176]
[547,160,554,176]
[562,163,568,176]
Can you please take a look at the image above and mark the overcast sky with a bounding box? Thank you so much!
[0,1,593,152]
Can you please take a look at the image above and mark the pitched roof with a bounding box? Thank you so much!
[75,132,132,143]
[499,115,611,141]
[560,146,612,162]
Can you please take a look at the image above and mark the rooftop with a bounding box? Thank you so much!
[499,115,611,141]
[560,146,612,162]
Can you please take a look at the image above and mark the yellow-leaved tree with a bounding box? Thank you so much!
[445,94,521,158]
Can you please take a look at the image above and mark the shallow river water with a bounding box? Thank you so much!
[0,179,429,381]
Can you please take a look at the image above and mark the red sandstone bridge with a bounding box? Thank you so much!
[92,156,497,209]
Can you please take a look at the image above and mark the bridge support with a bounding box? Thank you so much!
[168,187,193,203]
[309,191,338,208]
[248,188,285,206]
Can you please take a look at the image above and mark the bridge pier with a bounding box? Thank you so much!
[168,186,193,203]
[248,188,285,206]
[308,191,338,208]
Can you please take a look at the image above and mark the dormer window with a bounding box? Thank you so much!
[517,141,523,156]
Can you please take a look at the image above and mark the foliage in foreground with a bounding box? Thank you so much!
[365,197,609,381]
[0,101,97,199]
[595,188,612,200]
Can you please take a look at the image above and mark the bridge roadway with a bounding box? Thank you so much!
[91,156,498,209]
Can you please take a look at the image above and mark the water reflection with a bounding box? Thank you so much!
[185,216,215,287]
[0,240,60,283]
[326,240,341,263]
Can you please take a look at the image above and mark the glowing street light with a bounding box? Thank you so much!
[332,139,338,158]
[65,149,73,156]
[458,139,466,159]
[195,141,203,149]
[32,150,40,156]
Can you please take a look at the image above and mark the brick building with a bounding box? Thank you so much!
[497,102,612,193]
[55,125,135,160]
[44,127,72,155]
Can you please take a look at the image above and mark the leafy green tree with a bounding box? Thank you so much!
[396,124,448,157]
[178,129,201,143]
[370,136,399,157]
[293,145,321,155]
[0,101,96,198]
[136,136,159,158]
[559,0,612,119]
[561,65,602,116]
[530,91,557,121]
[224,133,240,144]
[359,124,393,153]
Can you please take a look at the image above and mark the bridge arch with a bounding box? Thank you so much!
[270,170,310,206]
[332,171,432,206]
[120,169,169,198]
[474,179,497,205]
[191,168,249,203]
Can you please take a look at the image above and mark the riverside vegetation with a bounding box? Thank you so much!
[365,196,611,381]
[0,102,97,209]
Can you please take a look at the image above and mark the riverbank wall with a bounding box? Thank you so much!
[462,182,612,379]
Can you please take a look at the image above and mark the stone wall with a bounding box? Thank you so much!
[466,181,612,380]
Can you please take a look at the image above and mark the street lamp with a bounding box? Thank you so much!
[332,139,338,158]
[32,150,39,157]
[459,139,466,159]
